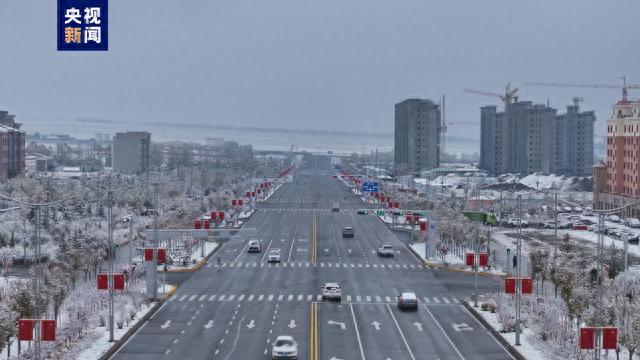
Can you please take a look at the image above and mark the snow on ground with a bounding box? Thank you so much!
[156,241,219,271]
[470,301,551,360]
[0,276,26,292]
[410,243,506,275]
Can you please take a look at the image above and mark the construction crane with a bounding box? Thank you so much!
[464,83,520,109]
[525,76,640,102]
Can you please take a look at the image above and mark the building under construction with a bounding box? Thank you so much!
[479,100,594,176]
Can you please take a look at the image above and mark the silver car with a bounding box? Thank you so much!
[267,249,281,263]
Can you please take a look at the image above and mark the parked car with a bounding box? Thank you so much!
[573,206,583,213]
[267,249,281,263]
[583,208,594,216]
[572,224,589,231]
[357,209,368,215]
[247,240,261,253]
[628,234,640,245]
[543,221,557,229]
[377,244,394,257]
[607,215,621,223]
[562,206,573,212]
[507,218,529,227]
[558,221,574,229]
[342,226,354,238]
[271,335,298,360]
[577,219,595,226]
[397,292,418,310]
[321,282,342,301]
[625,218,640,228]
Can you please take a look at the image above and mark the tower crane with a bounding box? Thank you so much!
[463,83,520,110]
[525,76,640,102]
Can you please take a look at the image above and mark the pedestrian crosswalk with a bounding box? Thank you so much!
[168,292,460,305]
[206,261,424,270]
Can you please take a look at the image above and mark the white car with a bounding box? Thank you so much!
[607,215,621,223]
[397,292,418,310]
[321,282,342,301]
[272,335,298,360]
[247,240,261,253]
[267,249,281,263]
[377,244,394,257]
[625,218,640,228]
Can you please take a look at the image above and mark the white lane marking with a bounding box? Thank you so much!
[317,295,322,301]
[336,263,340,268]
[373,264,378,268]
[348,304,366,360]
[198,295,207,301]
[385,296,391,303]
[209,295,216,301]
[307,295,313,301]
[248,294,254,301]
[443,297,451,304]
[366,296,371,302]
[386,304,416,360]
[260,262,264,268]
[321,263,325,268]
[306,262,310,267]
[376,296,381,303]
[258,295,264,301]
[268,295,274,301]
[347,295,352,302]
[433,297,441,304]
[423,304,466,360]
[403,265,408,269]
[228,295,236,301]
[179,295,187,301]
[188,295,197,301]
[218,295,226,301]
[423,297,430,303]
[328,263,332,268]
[410,265,415,269]
[395,264,400,269]
[238,295,245,301]
[358,264,363,268]
[356,295,362,302]
[366,264,370,268]
[297,294,303,301]
[253,262,257,268]
[351,264,355,268]
[278,294,284,301]
[287,294,294,301]
[454,298,460,304]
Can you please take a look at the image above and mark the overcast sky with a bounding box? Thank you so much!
[0,0,639,141]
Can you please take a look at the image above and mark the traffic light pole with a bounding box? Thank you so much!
[515,195,522,346]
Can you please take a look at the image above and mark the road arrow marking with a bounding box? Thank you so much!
[330,357,344,360]
[413,322,423,332]
[452,322,473,332]
[288,320,297,329]
[372,321,381,330]
[297,248,308,252]
[348,249,352,254]
[327,320,346,330]
[160,320,171,329]
[247,319,256,329]
[203,320,214,329]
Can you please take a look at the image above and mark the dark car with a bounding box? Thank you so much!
[342,226,354,238]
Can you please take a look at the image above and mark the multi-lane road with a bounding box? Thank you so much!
[113,155,513,360]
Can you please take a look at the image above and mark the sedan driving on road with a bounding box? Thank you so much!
[342,226,354,238]
[377,244,394,257]
[267,249,281,263]
[357,209,368,215]
[397,292,418,310]
[247,240,261,253]
[272,335,298,360]
[322,282,342,301]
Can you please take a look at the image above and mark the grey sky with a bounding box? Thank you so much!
[0,0,638,142]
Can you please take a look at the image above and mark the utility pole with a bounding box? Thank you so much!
[107,177,115,342]
[515,195,522,346]
[474,188,480,307]
[152,181,159,300]
[594,212,605,359]
[554,192,558,255]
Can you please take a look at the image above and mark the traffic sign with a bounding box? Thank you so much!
[362,182,379,192]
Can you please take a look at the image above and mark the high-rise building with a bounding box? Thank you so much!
[594,97,640,216]
[480,101,594,176]
[0,110,26,179]
[112,132,150,174]
[394,99,440,175]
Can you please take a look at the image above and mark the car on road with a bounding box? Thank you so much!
[377,244,394,257]
[267,249,281,263]
[332,202,339,212]
[342,226,354,238]
[271,335,298,360]
[572,224,589,230]
[322,282,342,301]
[397,292,418,310]
[247,240,261,253]
[357,209,368,215]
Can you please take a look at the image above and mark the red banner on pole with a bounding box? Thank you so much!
[210,212,217,220]
[203,220,210,229]
[218,211,225,221]
[504,278,516,294]
[478,253,489,267]
[465,253,475,267]
[18,319,34,341]
[521,278,533,294]
[579,327,595,350]
[394,202,400,209]
[97,274,108,290]
[419,221,427,232]
[41,320,56,341]
[602,327,618,350]
[251,191,256,197]
[157,248,167,264]
[245,191,251,198]
[232,199,237,206]
[194,220,202,229]
[413,215,420,223]
[144,248,154,262]
[238,199,243,206]
[113,274,125,290]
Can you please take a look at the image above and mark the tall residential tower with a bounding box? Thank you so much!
[394,99,440,175]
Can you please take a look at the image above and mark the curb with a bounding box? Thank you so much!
[462,301,526,360]
[100,283,178,360]
[166,243,223,273]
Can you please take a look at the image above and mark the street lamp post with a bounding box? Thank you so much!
[515,195,522,346]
